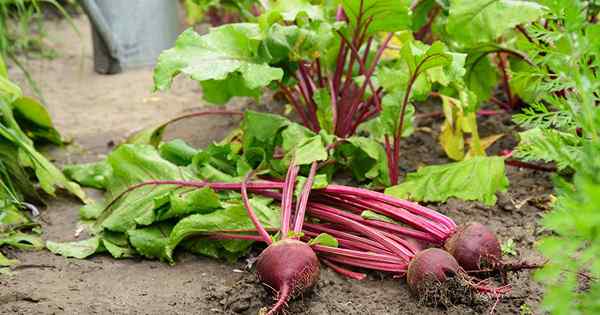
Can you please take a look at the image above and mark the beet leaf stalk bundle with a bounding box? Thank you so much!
[105,173,520,311]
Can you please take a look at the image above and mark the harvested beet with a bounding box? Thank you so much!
[444,222,502,272]
[407,248,508,307]
[256,239,320,315]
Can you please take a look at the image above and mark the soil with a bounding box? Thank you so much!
[1,13,551,315]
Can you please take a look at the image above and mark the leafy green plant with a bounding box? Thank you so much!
[0,54,85,267]
[412,0,546,111]
[153,0,510,205]
[505,0,600,313]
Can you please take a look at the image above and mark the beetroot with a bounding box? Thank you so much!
[256,239,320,315]
[407,248,509,307]
[444,222,502,271]
[407,248,460,293]
[407,248,462,304]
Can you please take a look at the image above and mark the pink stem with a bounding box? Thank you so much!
[322,255,407,273]
[320,258,367,280]
[280,163,300,239]
[329,78,339,133]
[292,161,318,233]
[306,195,440,244]
[308,205,413,260]
[322,185,457,231]
[278,83,313,130]
[384,135,397,186]
[312,245,408,265]
[295,84,320,131]
[315,58,325,88]
[303,223,390,253]
[303,230,390,255]
[241,172,273,245]
[321,193,450,238]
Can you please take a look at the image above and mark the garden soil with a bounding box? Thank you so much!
[0,14,551,315]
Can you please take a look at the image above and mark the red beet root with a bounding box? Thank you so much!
[256,239,320,315]
[407,248,510,307]
[444,222,502,272]
[407,248,460,297]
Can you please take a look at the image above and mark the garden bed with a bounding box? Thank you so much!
[0,15,551,315]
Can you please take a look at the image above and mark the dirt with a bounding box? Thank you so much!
[0,13,551,315]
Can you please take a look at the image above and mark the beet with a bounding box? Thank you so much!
[407,248,460,297]
[255,239,320,315]
[444,222,502,271]
[406,248,508,307]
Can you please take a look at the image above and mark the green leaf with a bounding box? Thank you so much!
[294,174,329,198]
[22,148,86,201]
[12,97,62,144]
[281,122,316,153]
[193,142,245,182]
[341,0,412,34]
[79,202,105,220]
[0,206,33,228]
[385,156,509,205]
[308,233,338,247]
[200,75,261,105]
[0,251,17,266]
[156,187,222,221]
[465,54,498,102]
[378,92,415,138]
[242,110,290,156]
[0,55,7,79]
[242,111,289,145]
[63,161,112,190]
[268,0,324,21]
[447,0,545,47]
[128,222,174,261]
[0,232,44,250]
[361,210,398,224]
[96,145,195,232]
[0,103,85,202]
[11,97,53,128]
[336,136,390,185]
[260,23,330,63]
[290,135,328,165]
[0,141,43,205]
[313,88,334,133]
[159,139,199,166]
[46,236,103,259]
[0,76,22,104]
[102,231,135,259]
[166,198,279,262]
[154,26,283,104]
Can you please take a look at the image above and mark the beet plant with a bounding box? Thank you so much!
[154,0,514,195]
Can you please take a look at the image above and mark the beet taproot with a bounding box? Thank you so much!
[255,239,320,315]
[444,222,502,272]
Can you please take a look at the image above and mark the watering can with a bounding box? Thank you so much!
[81,0,181,74]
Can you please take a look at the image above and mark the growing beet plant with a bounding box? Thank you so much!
[152,0,513,207]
